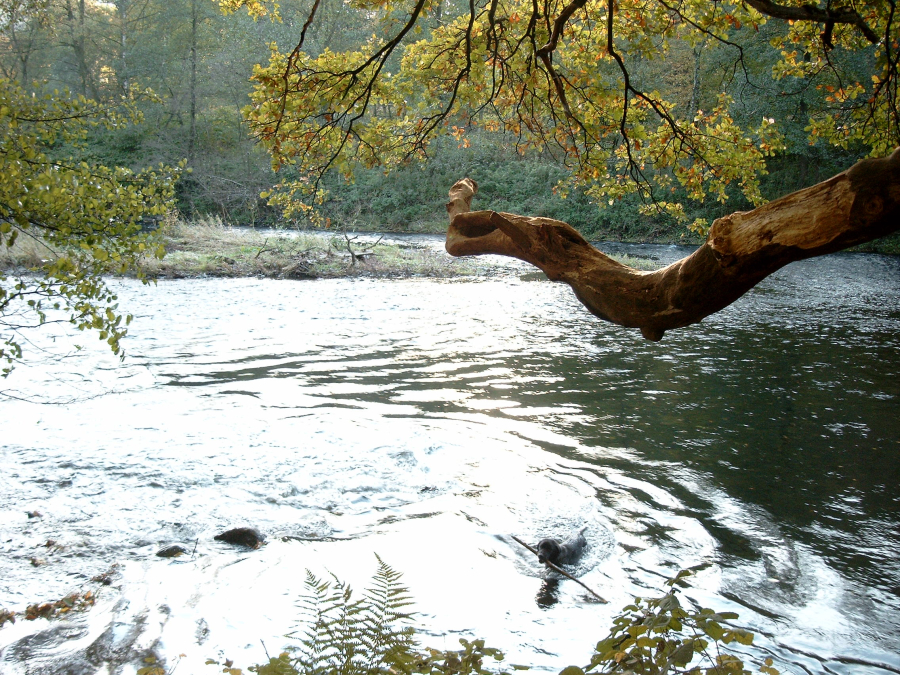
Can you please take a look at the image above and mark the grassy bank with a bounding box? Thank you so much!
[140,218,481,279]
[0,218,480,280]
[148,219,668,277]
[1,217,665,280]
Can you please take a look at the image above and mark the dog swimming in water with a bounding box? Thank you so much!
[536,527,587,566]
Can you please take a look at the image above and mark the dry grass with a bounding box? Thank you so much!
[0,231,61,270]
[609,253,664,271]
[1,216,662,279]
[140,217,477,279]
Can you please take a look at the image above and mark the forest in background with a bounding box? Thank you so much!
[0,0,883,243]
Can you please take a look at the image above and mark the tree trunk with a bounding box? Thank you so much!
[117,0,129,93]
[445,148,900,341]
[65,0,98,99]
[188,0,198,165]
[4,4,39,82]
[689,45,702,116]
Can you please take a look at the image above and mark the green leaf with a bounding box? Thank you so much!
[558,667,584,675]
[703,621,726,642]
[669,641,694,666]
[733,629,754,646]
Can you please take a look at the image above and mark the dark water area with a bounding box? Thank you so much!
[1,244,899,674]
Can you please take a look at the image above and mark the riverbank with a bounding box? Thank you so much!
[0,217,662,279]
[146,219,666,278]
[0,218,478,280]
[141,218,481,279]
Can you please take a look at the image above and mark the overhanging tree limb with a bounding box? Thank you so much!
[741,0,880,43]
[445,148,900,341]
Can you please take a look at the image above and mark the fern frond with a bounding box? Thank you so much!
[285,557,420,675]
[253,559,523,675]
[363,555,416,622]
[359,555,417,662]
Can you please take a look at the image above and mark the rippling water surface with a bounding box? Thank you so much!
[1,244,899,674]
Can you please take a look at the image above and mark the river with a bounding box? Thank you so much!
[1,243,898,674]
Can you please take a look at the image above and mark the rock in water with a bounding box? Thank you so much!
[214,527,265,549]
[156,545,188,558]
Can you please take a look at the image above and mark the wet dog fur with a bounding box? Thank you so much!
[536,528,587,565]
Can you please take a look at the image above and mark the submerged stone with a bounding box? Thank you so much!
[213,527,265,549]
[156,545,188,558]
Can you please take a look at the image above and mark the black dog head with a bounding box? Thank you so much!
[537,538,561,564]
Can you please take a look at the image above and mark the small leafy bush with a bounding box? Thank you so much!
[568,570,779,675]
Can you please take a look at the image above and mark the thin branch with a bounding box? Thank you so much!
[510,535,607,603]
[273,0,322,138]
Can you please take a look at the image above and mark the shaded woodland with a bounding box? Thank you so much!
[0,0,882,242]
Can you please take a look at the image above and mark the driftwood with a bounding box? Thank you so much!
[445,148,900,340]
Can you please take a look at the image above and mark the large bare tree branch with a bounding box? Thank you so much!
[445,148,900,341]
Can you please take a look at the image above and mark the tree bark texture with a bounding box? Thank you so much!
[445,148,900,341]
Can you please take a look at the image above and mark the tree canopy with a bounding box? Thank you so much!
[223,0,898,229]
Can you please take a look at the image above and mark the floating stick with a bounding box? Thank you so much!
[511,534,607,604]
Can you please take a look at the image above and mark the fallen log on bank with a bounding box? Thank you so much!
[445,148,900,341]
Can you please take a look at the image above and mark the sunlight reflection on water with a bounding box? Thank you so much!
[2,247,900,674]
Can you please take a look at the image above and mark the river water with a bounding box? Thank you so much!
[1,243,899,674]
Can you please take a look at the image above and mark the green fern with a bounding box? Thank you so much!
[271,557,418,675]
[359,555,417,671]
[249,557,519,675]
